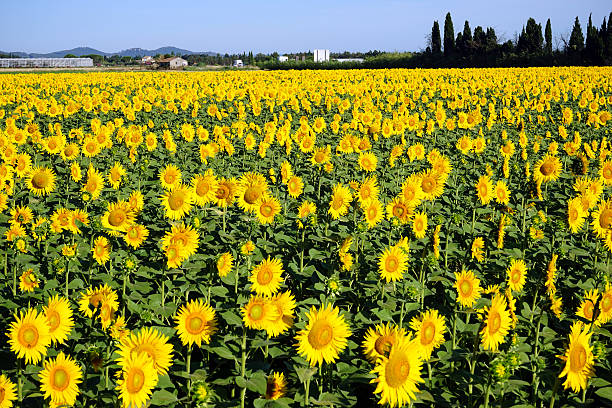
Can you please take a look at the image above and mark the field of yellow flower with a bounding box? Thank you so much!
[0,67,611,407]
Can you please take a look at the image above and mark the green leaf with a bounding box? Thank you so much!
[221,310,243,326]
[596,387,612,401]
[245,371,268,394]
[294,366,317,383]
[149,389,178,406]
[211,346,236,360]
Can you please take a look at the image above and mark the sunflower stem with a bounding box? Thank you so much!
[304,378,311,406]
[65,259,70,298]
[240,328,247,408]
[549,375,560,408]
[318,364,324,396]
[17,358,23,403]
[186,345,192,399]
[9,251,15,296]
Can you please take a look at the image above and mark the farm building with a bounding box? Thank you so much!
[141,56,155,64]
[157,57,188,69]
[278,55,288,62]
[233,60,244,67]
[314,49,330,62]
[0,58,93,68]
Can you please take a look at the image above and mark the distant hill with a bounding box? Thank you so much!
[0,46,218,58]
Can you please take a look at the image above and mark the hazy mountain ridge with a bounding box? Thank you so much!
[0,46,218,58]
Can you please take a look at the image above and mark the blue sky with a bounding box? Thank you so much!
[2,0,610,54]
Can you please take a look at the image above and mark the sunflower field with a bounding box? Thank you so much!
[0,67,611,408]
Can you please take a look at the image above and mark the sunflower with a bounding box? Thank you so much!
[43,295,74,345]
[255,194,281,224]
[217,252,234,277]
[362,322,407,362]
[471,237,484,262]
[264,372,287,400]
[295,304,351,366]
[0,374,17,408]
[116,351,158,408]
[160,184,193,220]
[358,152,377,172]
[19,269,39,292]
[386,197,412,224]
[236,172,269,213]
[328,183,352,219]
[456,135,473,154]
[410,310,446,360]
[400,175,424,207]
[419,170,444,200]
[370,335,424,408]
[567,197,587,233]
[494,180,510,205]
[38,352,82,406]
[287,175,304,198]
[118,327,173,376]
[214,177,238,208]
[533,154,562,184]
[250,257,284,296]
[576,289,600,325]
[559,322,594,392]
[83,165,105,200]
[265,291,296,337]
[591,199,612,238]
[110,315,130,343]
[454,269,482,308]
[242,295,279,331]
[27,166,56,196]
[480,294,512,351]
[378,245,408,283]
[412,211,428,239]
[476,175,494,205]
[78,283,119,321]
[161,223,199,260]
[190,172,218,207]
[174,299,217,347]
[10,205,33,225]
[159,164,182,190]
[7,308,51,364]
[599,160,612,185]
[123,224,149,249]
[363,199,383,229]
[101,200,135,236]
[597,284,612,325]
[128,190,145,213]
[108,162,125,189]
[91,236,111,265]
[507,259,527,292]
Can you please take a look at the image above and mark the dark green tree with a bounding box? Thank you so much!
[458,21,472,53]
[431,21,442,55]
[525,18,543,53]
[485,27,498,52]
[607,12,612,58]
[569,16,585,53]
[473,26,486,53]
[545,19,552,54]
[443,12,455,56]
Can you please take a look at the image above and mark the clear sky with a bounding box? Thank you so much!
[2,0,610,54]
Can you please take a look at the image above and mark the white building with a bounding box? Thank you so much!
[141,56,155,64]
[158,57,188,69]
[334,58,364,63]
[0,58,93,68]
[233,59,243,67]
[278,55,288,62]
[314,49,330,62]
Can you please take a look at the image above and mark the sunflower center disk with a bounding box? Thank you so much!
[421,322,435,345]
[244,187,261,204]
[47,311,60,331]
[258,268,273,285]
[108,210,126,227]
[260,204,273,217]
[540,162,554,176]
[127,368,145,393]
[32,173,48,189]
[460,280,472,296]
[168,193,185,210]
[385,257,399,273]
[187,315,204,334]
[250,304,264,321]
[488,311,501,334]
[374,335,394,357]
[385,355,410,388]
[20,325,38,347]
[599,209,612,229]
[52,368,70,391]
[308,321,333,350]
[196,181,209,196]
[570,345,587,372]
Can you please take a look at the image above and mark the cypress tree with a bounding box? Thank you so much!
[443,12,455,56]
[569,16,585,53]
[432,21,442,55]
[545,19,552,54]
